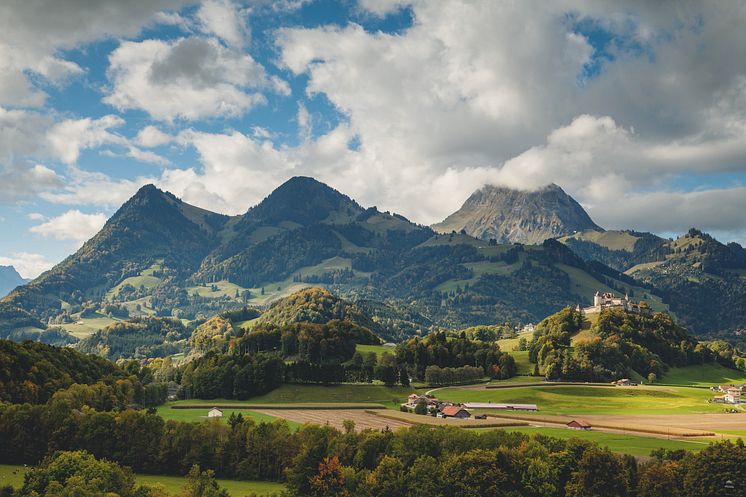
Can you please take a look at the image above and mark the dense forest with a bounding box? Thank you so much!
[395,331,516,381]
[0,401,743,497]
[528,307,720,381]
[77,317,190,360]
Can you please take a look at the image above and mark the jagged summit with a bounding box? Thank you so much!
[432,183,603,245]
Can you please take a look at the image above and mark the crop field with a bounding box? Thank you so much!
[0,465,284,497]
[255,408,412,431]
[436,384,722,415]
[488,427,709,457]
[373,410,528,429]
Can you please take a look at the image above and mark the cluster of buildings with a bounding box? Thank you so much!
[402,394,538,419]
[579,291,652,316]
[711,385,744,404]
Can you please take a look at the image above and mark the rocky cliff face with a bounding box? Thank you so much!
[432,184,602,244]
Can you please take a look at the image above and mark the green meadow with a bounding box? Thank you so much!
[437,384,721,415]
[662,362,746,386]
[164,383,415,408]
[0,465,285,497]
[155,406,302,430]
[489,427,709,457]
[355,343,397,356]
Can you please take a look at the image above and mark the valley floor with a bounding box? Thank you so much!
[157,379,746,459]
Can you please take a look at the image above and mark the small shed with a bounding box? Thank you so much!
[441,406,471,419]
[566,419,592,430]
[208,407,223,418]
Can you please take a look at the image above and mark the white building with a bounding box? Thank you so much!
[725,388,742,404]
[582,291,652,316]
[207,407,223,418]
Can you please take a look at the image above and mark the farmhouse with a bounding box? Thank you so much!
[207,407,223,418]
[725,388,742,404]
[582,291,652,316]
[566,419,592,430]
[440,406,471,419]
[712,385,743,404]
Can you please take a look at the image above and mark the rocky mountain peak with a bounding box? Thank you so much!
[432,183,603,244]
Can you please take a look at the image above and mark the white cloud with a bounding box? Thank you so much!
[0,252,55,279]
[104,36,288,122]
[40,167,151,207]
[47,115,126,165]
[30,210,108,244]
[197,0,249,47]
[270,0,746,236]
[136,125,173,147]
[0,0,191,107]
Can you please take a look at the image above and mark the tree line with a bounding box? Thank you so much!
[1,400,744,497]
[395,331,517,382]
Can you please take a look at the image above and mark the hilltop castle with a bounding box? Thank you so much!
[579,291,652,316]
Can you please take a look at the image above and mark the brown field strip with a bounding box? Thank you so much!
[172,403,386,410]
[372,410,530,429]
[484,382,615,389]
[478,412,715,437]
[253,409,412,431]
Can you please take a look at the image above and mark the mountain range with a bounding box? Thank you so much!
[0,266,27,299]
[0,176,744,341]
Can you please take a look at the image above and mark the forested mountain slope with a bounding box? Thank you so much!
[0,177,685,341]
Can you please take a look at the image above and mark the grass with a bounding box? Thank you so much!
[60,314,121,339]
[355,343,397,356]
[0,465,285,497]
[488,427,709,457]
[166,384,415,408]
[436,384,722,415]
[0,465,26,489]
[185,280,248,299]
[662,363,746,387]
[155,407,302,430]
[560,230,640,252]
[136,474,285,496]
[496,329,533,352]
[507,350,533,375]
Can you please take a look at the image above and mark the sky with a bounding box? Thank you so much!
[2,0,746,279]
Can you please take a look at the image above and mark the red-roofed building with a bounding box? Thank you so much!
[440,406,471,419]
[566,419,592,430]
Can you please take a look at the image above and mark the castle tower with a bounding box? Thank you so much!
[593,291,601,307]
